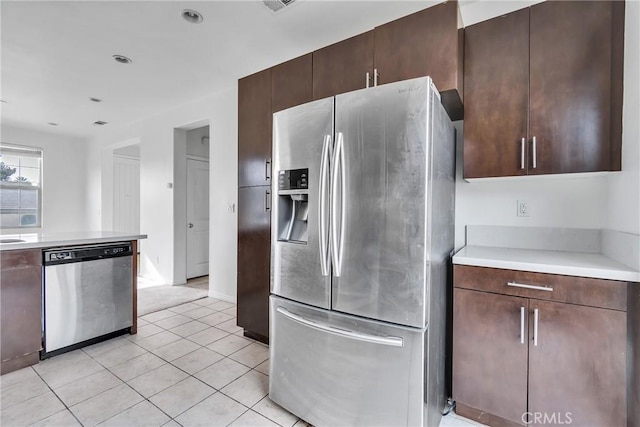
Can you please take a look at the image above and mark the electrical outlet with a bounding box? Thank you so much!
[517,200,530,217]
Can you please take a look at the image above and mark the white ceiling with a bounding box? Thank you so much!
[1,0,477,140]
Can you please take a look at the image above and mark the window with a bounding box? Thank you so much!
[0,144,43,228]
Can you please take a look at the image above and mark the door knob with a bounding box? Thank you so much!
[188,223,194,228]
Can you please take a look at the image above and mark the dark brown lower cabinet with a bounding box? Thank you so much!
[1,249,42,374]
[528,300,626,427]
[237,185,271,343]
[453,265,628,427]
[629,283,640,425]
[453,289,529,425]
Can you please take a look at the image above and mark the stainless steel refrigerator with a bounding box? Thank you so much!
[269,77,455,427]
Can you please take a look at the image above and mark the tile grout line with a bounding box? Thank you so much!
[138,314,277,425]
[30,365,85,426]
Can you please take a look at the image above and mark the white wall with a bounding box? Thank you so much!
[1,124,90,233]
[454,0,640,248]
[606,1,640,235]
[87,88,237,301]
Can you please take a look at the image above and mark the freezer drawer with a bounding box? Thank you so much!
[269,296,427,426]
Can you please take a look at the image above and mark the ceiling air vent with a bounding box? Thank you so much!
[263,0,296,13]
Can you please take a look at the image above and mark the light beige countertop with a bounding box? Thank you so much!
[453,225,640,282]
[0,231,147,251]
[453,245,640,282]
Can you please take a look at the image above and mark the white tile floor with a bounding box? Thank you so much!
[0,298,479,427]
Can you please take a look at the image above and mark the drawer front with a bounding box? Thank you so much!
[454,265,627,311]
[269,295,426,427]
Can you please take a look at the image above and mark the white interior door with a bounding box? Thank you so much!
[187,158,209,278]
[113,155,140,233]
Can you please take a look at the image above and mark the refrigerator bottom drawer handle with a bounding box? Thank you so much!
[276,307,404,347]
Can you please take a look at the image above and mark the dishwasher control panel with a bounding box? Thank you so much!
[44,242,133,264]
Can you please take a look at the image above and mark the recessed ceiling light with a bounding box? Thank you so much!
[112,55,132,64]
[93,120,108,126]
[89,97,102,103]
[47,122,58,126]
[182,9,203,24]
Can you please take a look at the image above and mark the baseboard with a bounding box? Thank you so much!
[210,291,236,303]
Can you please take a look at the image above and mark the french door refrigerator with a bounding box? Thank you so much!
[269,77,455,427]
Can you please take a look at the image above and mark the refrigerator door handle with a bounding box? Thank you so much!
[276,307,404,347]
[330,132,345,276]
[338,132,346,274]
[319,134,332,276]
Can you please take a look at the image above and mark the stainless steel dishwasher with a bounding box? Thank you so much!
[42,242,133,358]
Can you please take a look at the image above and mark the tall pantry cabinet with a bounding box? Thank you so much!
[237,56,312,342]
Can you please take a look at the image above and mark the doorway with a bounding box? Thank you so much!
[173,124,210,284]
[112,144,140,233]
[186,157,209,278]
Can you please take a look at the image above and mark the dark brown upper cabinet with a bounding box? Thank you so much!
[312,2,463,120]
[312,31,374,101]
[374,0,464,120]
[463,9,529,179]
[238,69,272,188]
[528,1,622,175]
[313,30,373,99]
[272,54,313,114]
[463,1,624,179]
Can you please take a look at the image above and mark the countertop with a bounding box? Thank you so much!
[453,245,640,282]
[0,231,147,251]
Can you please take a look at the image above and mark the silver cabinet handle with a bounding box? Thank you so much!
[374,69,379,86]
[188,223,194,228]
[366,72,370,88]
[277,307,403,347]
[520,306,525,344]
[532,136,537,169]
[318,135,331,276]
[265,189,271,211]
[265,158,271,181]
[520,137,525,170]
[533,308,539,346]
[507,282,553,292]
[330,132,345,277]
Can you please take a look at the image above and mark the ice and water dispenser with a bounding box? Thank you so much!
[276,168,309,244]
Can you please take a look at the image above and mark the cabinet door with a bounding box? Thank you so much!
[463,8,529,179]
[373,1,463,119]
[529,1,613,175]
[272,54,312,113]
[237,186,271,341]
[1,250,42,374]
[453,288,529,425]
[312,31,373,100]
[238,69,272,187]
[528,300,626,426]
